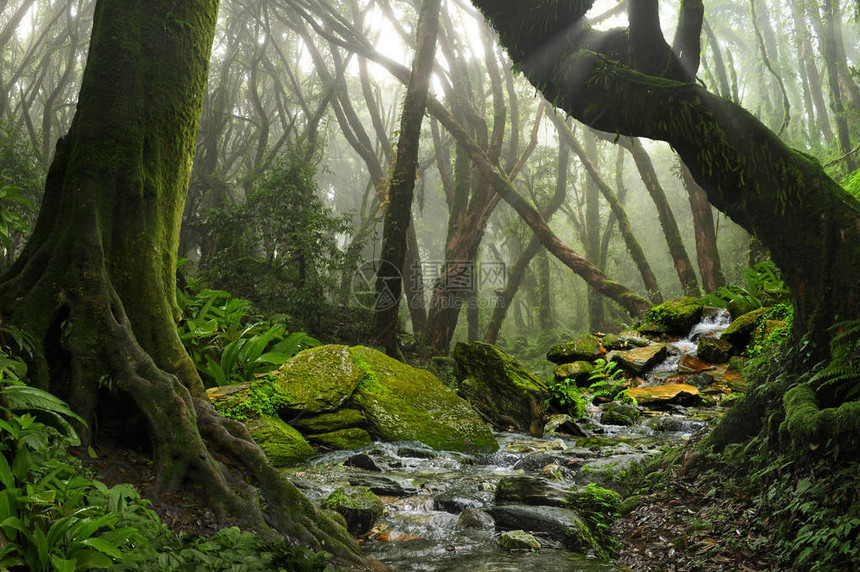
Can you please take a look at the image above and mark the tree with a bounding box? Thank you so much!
[373,0,441,356]
[0,0,363,563]
[469,0,859,365]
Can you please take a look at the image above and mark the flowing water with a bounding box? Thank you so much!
[282,312,734,571]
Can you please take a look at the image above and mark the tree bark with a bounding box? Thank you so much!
[679,160,725,293]
[583,129,605,330]
[0,1,365,563]
[373,0,441,357]
[470,0,860,364]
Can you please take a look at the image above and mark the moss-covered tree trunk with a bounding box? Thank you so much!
[0,0,364,564]
[469,0,860,365]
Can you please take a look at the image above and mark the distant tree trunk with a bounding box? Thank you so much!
[679,160,725,292]
[373,0,441,357]
[583,130,605,330]
[621,136,700,296]
[405,218,427,337]
[0,0,363,561]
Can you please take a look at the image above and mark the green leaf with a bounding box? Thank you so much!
[50,555,77,572]
[73,549,114,569]
[80,537,124,559]
[0,453,14,489]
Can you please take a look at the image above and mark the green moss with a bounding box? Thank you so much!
[640,297,704,335]
[211,376,287,421]
[546,335,605,364]
[779,383,860,455]
[306,428,373,450]
[275,345,364,414]
[290,409,367,433]
[349,346,498,454]
[244,414,315,467]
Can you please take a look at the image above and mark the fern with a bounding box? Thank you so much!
[808,319,860,402]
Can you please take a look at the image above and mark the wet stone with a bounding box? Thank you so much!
[499,530,541,551]
[494,475,575,507]
[433,486,493,514]
[345,453,384,472]
[348,474,418,497]
[456,507,495,530]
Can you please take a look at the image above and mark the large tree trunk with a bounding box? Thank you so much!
[469,0,860,365]
[0,1,365,564]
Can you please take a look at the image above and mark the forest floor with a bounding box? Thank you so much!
[612,438,783,572]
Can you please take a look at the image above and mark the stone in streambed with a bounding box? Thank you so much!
[697,337,733,363]
[499,530,541,550]
[305,428,373,450]
[457,507,495,530]
[612,344,668,375]
[638,297,704,336]
[287,408,367,433]
[487,505,595,551]
[720,308,769,349]
[600,402,640,426]
[348,474,418,497]
[624,383,701,406]
[553,361,595,386]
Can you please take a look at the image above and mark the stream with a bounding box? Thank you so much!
[282,313,733,571]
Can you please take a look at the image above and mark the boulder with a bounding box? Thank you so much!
[612,344,669,375]
[453,341,550,437]
[678,354,715,373]
[322,486,383,536]
[686,373,716,390]
[600,403,640,426]
[305,428,373,450]
[499,530,541,550]
[486,505,595,551]
[697,337,733,363]
[543,414,587,437]
[274,345,364,414]
[546,334,605,364]
[553,361,595,386]
[348,474,418,497]
[720,308,769,349]
[624,383,701,406]
[434,486,492,514]
[288,408,367,433]
[618,331,651,348]
[638,297,705,336]
[243,414,315,467]
[457,508,495,530]
[577,453,651,490]
[345,453,384,472]
[349,346,498,454]
[495,476,574,507]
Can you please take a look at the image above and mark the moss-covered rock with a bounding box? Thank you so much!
[305,428,373,450]
[720,308,769,349]
[697,337,733,363]
[274,345,364,414]
[553,361,595,386]
[454,341,550,437]
[322,486,383,536]
[499,530,541,550]
[624,383,701,406]
[639,297,704,336]
[243,414,315,467]
[600,403,640,426]
[288,409,367,434]
[546,334,606,364]
[349,346,498,453]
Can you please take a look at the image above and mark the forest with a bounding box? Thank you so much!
[0,0,858,570]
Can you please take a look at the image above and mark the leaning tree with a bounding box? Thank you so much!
[0,0,365,564]
[468,0,859,365]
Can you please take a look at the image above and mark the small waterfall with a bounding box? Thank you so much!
[644,308,732,383]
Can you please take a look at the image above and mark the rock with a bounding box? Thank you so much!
[275,345,364,414]
[638,297,704,336]
[686,373,716,390]
[348,474,418,497]
[540,464,564,481]
[646,417,707,433]
[434,486,492,514]
[618,331,651,347]
[546,334,605,364]
[396,444,438,459]
[513,451,575,473]
[624,383,701,406]
[322,486,383,536]
[720,308,769,349]
[543,414,587,437]
[678,354,715,373]
[612,344,669,375]
[495,476,574,507]
[453,341,550,437]
[349,346,498,453]
[499,530,541,550]
[600,403,640,426]
[305,428,373,450]
[697,337,733,363]
[243,414,315,467]
[552,361,595,386]
[486,505,595,551]
[430,356,458,388]
[345,453,384,472]
[457,508,495,530]
[601,333,623,350]
[287,408,367,433]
